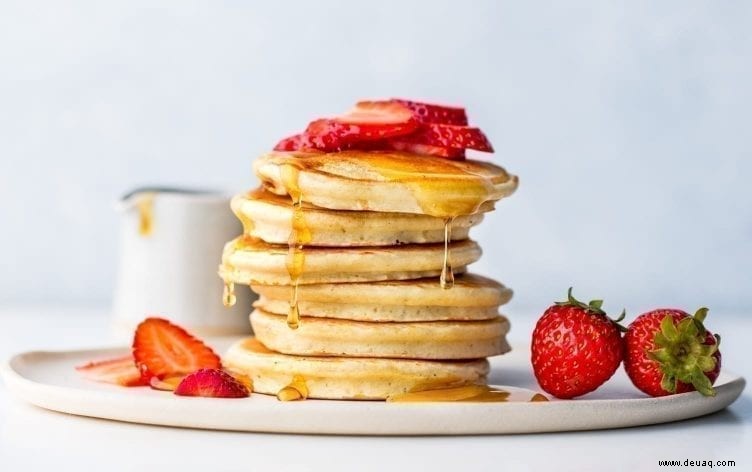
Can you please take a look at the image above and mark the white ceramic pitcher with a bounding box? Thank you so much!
[111,187,254,339]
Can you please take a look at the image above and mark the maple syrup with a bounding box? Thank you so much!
[530,393,549,402]
[440,217,455,289]
[279,164,312,330]
[135,192,155,236]
[287,289,301,330]
[277,375,309,401]
[387,385,549,403]
[387,385,509,403]
[235,194,255,234]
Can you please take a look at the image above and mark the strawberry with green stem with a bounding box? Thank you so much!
[624,308,721,397]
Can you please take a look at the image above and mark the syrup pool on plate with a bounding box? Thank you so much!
[387,385,549,403]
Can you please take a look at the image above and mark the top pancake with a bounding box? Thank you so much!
[254,150,518,217]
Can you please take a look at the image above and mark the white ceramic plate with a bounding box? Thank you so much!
[1,341,744,435]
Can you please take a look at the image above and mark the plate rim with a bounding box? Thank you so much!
[1,346,746,436]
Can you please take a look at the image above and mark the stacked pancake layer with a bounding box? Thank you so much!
[220,150,518,400]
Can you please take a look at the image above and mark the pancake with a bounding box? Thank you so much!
[252,273,512,322]
[224,337,490,400]
[254,151,518,217]
[250,309,511,360]
[232,188,490,246]
[219,236,481,285]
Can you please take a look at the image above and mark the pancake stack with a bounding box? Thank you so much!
[220,150,518,400]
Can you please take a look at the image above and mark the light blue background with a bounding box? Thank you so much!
[1,1,750,315]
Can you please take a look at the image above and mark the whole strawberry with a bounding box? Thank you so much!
[531,288,625,399]
[624,308,721,397]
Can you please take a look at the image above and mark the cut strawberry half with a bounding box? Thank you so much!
[133,318,221,379]
[76,356,148,387]
[400,123,494,152]
[392,99,468,125]
[387,140,466,159]
[174,368,250,398]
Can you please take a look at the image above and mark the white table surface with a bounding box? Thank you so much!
[0,306,749,472]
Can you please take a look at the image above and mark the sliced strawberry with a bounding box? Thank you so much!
[273,133,305,151]
[296,100,420,152]
[392,99,468,125]
[274,130,388,153]
[271,99,486,154]
[303,120,360,151]
[345,100,415,125]
[133,318,221,379]
[298,119,411,152]
[174,368,250,398]
[149,375,185,391]
[76,356,148,387]
[272,133,326,152]
[410,123,494,152]
[387,140,466,159]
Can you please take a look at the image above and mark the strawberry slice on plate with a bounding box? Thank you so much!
[133,317,221,379]
[402,123,494,152]
[174,368,250,398]
[392,99,468,125]
[76,356,148,387]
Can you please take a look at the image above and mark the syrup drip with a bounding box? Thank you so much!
[440,217,455,289]
[135,192,155,236]
[277,375,309,401]
[530,393,549,402]
[222,281,236,308]
[280,164,311,330]
[287,282,301,330]
[237,209,255,234]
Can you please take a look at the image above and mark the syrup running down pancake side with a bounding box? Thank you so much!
[279,163,313,329]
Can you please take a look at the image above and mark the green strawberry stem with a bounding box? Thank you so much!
[648,308,719,396]
[555,287,627,332]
